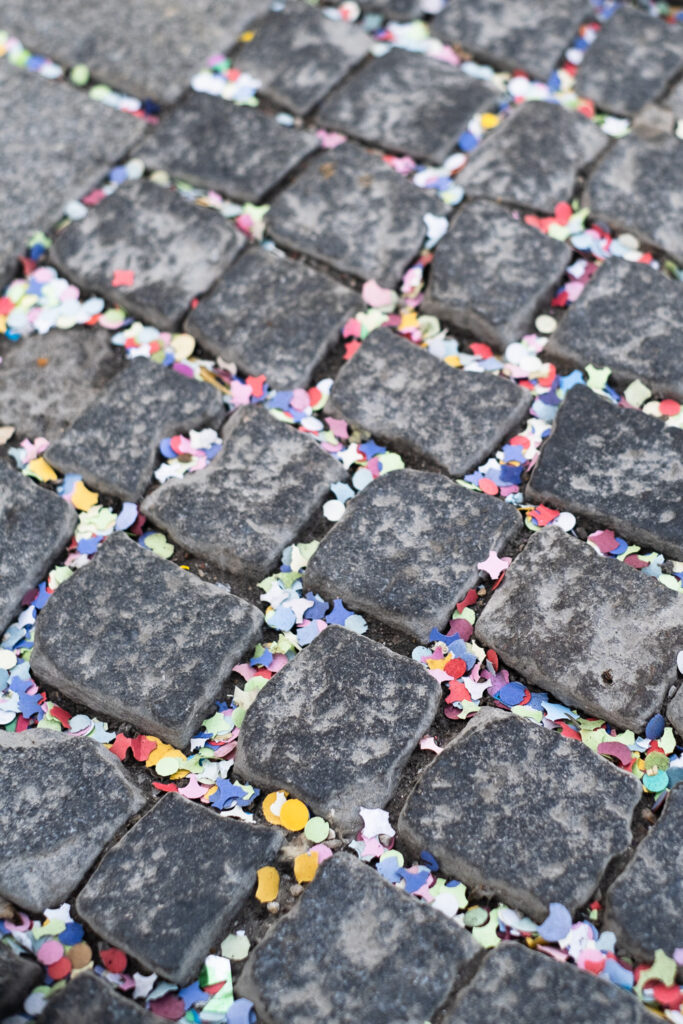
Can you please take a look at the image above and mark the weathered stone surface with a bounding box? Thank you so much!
[584,133,683,264]
[399,708,641,921]
[235,626,441,831]
[475,527,683,731]
[77,793,283,985]
[237,853,479,1024]
[545,259,683,400]
[668,683,683,736]
[664,77,683,119]
[31,533,262,747]
[51,179,245,331]
[328,327,532,476]
[46,358,224,502]
[37,972,157,1024]
[142,405,346,577]
[0,731,145,914]
[363,0,423,19]
[135,93,318,202]
[457,101,608,214]
[267,142,444,284]
[317,49,497,164]
[576,8,683,117]
[303,468,521,642]
[0,945,42,1017]
[186,248,358,389]
[0,462,77,636]
[423,200,571,349]
[526,385,683,561]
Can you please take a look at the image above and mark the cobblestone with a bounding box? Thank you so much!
[664,77,683,119]
[37,972,158,1023]
[0,945,42,1018]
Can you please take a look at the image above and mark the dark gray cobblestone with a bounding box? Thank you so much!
[36,972,158,1024]
[0,945,42,1018]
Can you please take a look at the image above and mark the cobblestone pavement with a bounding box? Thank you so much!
[1,1,683,1022]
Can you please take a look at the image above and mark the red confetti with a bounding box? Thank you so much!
[246,374,267,398]
[100,948,127,973]
[486,649,499,671]
[479,478,499,496]
[445,658,467,679]
[456,589,478,613]
[469,342,493,359]
[131,734,157,761]
[47,957,72,981]
[108,734,132,761]
[111,269,135,287]
[343,340,362,360]
[153,781,178,792]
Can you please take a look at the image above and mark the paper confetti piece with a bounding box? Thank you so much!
[255,866,280,903]
[477,550,512,581]
[111,269,135,287]
[279,798,309,832]
[294,851,318,884]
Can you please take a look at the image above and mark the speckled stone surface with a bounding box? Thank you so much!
[317,50,497,164]
[51,179,246,330]
[457,101,608,214]
[236,853,479,1024]
[363,0,423,18]
[327,327,532,476]
[77,794,283,986]
[664,77,683,119]
[398,709,641,921]
[31,533,262,747]
[668,683,683,736]
[267,143,444,284]
[0,462,77,636]
[0,731,145,914]
[235,626,441,831]
[46,358,224,502]
[303,468,522,642]
[142,405,346,578]
[423,200,571,349]
[37,972,158,1024]
[526,385,683,561]
[575,8,683,117]
[186,248,358,389]
[0,945,42,1017]
[475,528,683,731]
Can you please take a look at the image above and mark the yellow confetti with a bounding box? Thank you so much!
[263,790,288,825]
[71,479,99,511]
[294,851,318,884]
[279,798,309,832]
[240,29,255,42]
[146,741,185,769]
[480,112,500,130]
[444,354,462,368]
[255,866,279,903]
[27,456,57,482]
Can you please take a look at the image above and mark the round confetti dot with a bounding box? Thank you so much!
[643,770,669,793]
[69,63,90,86]
[304,816,329,843]
[323,499,345,522]
[154,756,181,777]
[67,941,93,969]
[480,112,500,130]
[68,714,93,733]
[47,956,72,981]
[24,992,48,1017]
[170,333,195,360]
[100,948,127,973]
[255,866,280,903]
[221,933,250,961]
[479,478,499,496]
[554,512,576,532]
[534,313,557,335]
[0,649,17,670]
[279,798,309,832]
[37,939,64,965]
[463,906,488,928]
[659,399,681,417]
[263,790,287,825]
[294,851,318,884]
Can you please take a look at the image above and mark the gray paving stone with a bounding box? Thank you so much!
[235,626,441,832]
[457,101,608,214]
[317,50,497,164]
[236,853,479,1024]
[135,93,319,203]
[0,731,145,914]
[76,793,283,986]
[46,358,224,503]
[632,101,677,140]
[303,468,522,642]
[142,405,346,577]
[575,8,683,118]
[0,945,42,1018]
[0,462,77,636]
[51,179,246,331]
[327,327,532,476]
[185,247,358,389]
[37,972,157,1024]
[398,708,641,921]
[664,77,683,119]
[362,0,424,19]
[668,683,683,736]
[31,533,262,747]
[526,385,683,561]
[423,200,571,350]
[584,133,683,265]
[475,527,683,731]
[267,142,444,284]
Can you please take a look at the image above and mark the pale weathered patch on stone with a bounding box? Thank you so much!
[667,684,683,737]
[664,77,683,119]
[38,972,158,1024]
[0,945,42,1018]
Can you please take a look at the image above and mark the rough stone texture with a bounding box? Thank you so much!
[317,49,497,164]
[135,93,319,202]
[303,468,522,643]
[46,357,224,503]
[267,142,444,284]
[584,133,683,265]
[545,259,683,400]
[526,385,683,561]
[668,683,683,736]
[475,527,683,731]
[0,945,42,1018]
[457,101,608,214]
[185,247,358,389]
[575,8,683,118]
[0,731,145,914]
[363,0,423,19]
[327,327,532,476]
[37,972,158,1024]
[664,77,683,119]
[0,462,77,636]
[236,853,479,1024]
[423,200,571,350]
[398,708,641,921]
[76,793,283,986]
[235,626,441,831]
[31,533,262,747]
[431,0,592,82]
[51,179,246,331]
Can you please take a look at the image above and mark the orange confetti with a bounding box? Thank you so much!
[255,866,280,903]
[294,851,318,884]
[279,798,309,832]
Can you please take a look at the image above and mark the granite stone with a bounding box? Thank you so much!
[0,945,42,1018]
[362,0,424,19]
[327,327,532,476]
[37,972,158,1024]
[398,708,641,921]
[0,731,145,914]
[668,684,683,737]
[236,853,479,1024]
[303,468,522,642]
[664,77,683,119]
[526,385,683,561]
[31,533,262,747]
[422,200,571,349]
[51,179,246,331]
[475,527,683,731]
[76,794,283,986]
